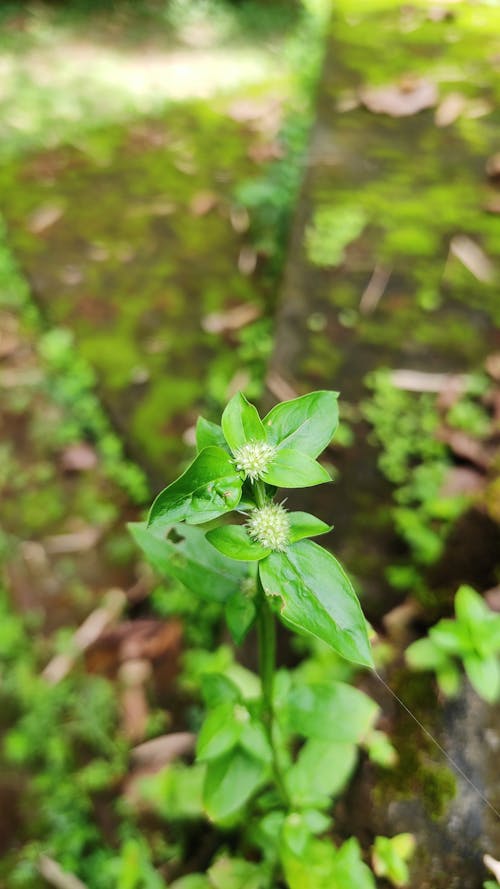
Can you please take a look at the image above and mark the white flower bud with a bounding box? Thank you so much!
[247,502,290,551]
[233,440,277,481]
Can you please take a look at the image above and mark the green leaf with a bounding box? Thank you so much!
[148,447,242,528]
[196,416,229,453]
[239,721,272,764]
[203,749,267,823]
[259,541,373,667]
[208,856,269,889]
[372,834,415,887]
[221,393,266,453]
[140,763,205,820]
[207,525,271,561]
[333,838,377,889]
[129,522,245,603]
[196,702,243,762]
[436,662,462,698]
[363,730,398,768]
[170,876,211,889]
[286,740,357,807]
[289,512,332,543]
[455,584,490,628]
[285,681,378,742]
[405,637,452,671]
[280,837,337,889]
[263,449,331,488]
[225,592,256,644]
[463,653,500,703]
[282,813,312,856]
[264,391,339,458]
[429,620,468,656]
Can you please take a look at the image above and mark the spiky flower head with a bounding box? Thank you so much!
[233,440,277,481]
[247,502,290,551]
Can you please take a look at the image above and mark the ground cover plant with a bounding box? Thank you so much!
[131,390,413,887]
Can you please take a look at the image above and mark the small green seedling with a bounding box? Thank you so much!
[372,834,416,888]
[406,585,500,703]
[131,391,394,887]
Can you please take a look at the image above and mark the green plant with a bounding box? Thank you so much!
[406,585,500,703]
[130,391,407,887]
[371,834,415,888]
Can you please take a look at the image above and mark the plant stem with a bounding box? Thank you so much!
[254,479,267,509]
[256,579,289,806]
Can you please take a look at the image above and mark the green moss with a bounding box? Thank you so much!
[375,672,456,820]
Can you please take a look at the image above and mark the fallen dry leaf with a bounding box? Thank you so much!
[238,246,257,276]
[230,204,250,233]
[360,77,438,117]
[38,855,87,889]
[427,6,454,22]
[189,191,218,216]
[434,92,466,127]
[85,619,182,678]
[449,235,494,283]
[266,372,299,404]
[389,369,467,394]
[485,586,500,613]
[42,589,126,684]
[484,854,500,883]
[483,195,500,214]
[486,153,500,183]
[437,427,491,469]
[27,203,64,234]
[439,467,485,498]
[485,353,500,382]
[60,442,98,472]
[248,140,284,164]
[119,658,152,742]
[359,265,391,314]
[131,732,195,769]
[383,599,422,643]
[201,302,261,334]
[44,526,101,554]
[59,265,84,286]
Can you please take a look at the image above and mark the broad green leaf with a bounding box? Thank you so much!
[259,541,373,667]
[282,813,312,856]
[455,584,490,629]
[129,522,245,603]
[170,876,211,889]
[201,673,242,708]
[333,838,377,889]
[364,730,398,768]
[221,393,266,453]
[262,449,331,488]
[436,662,462,698]
[264,391,339,458]
[203,749,267,823]
[239,721,272,764]
[148,447,242,528]
[196,416,229,453]
[225,592,256,644]
[206,525,271,561]
[140,763,205,820]
[372,835,415,887]
[208,856,269,889]
[280,837,337,889]
[286,740,357,807]
[464,653,500,703]
[196,702,243,762]
[285,681,378,742]
[405,637,452,670]
[289,511,332,543]
[429,620,467,655]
